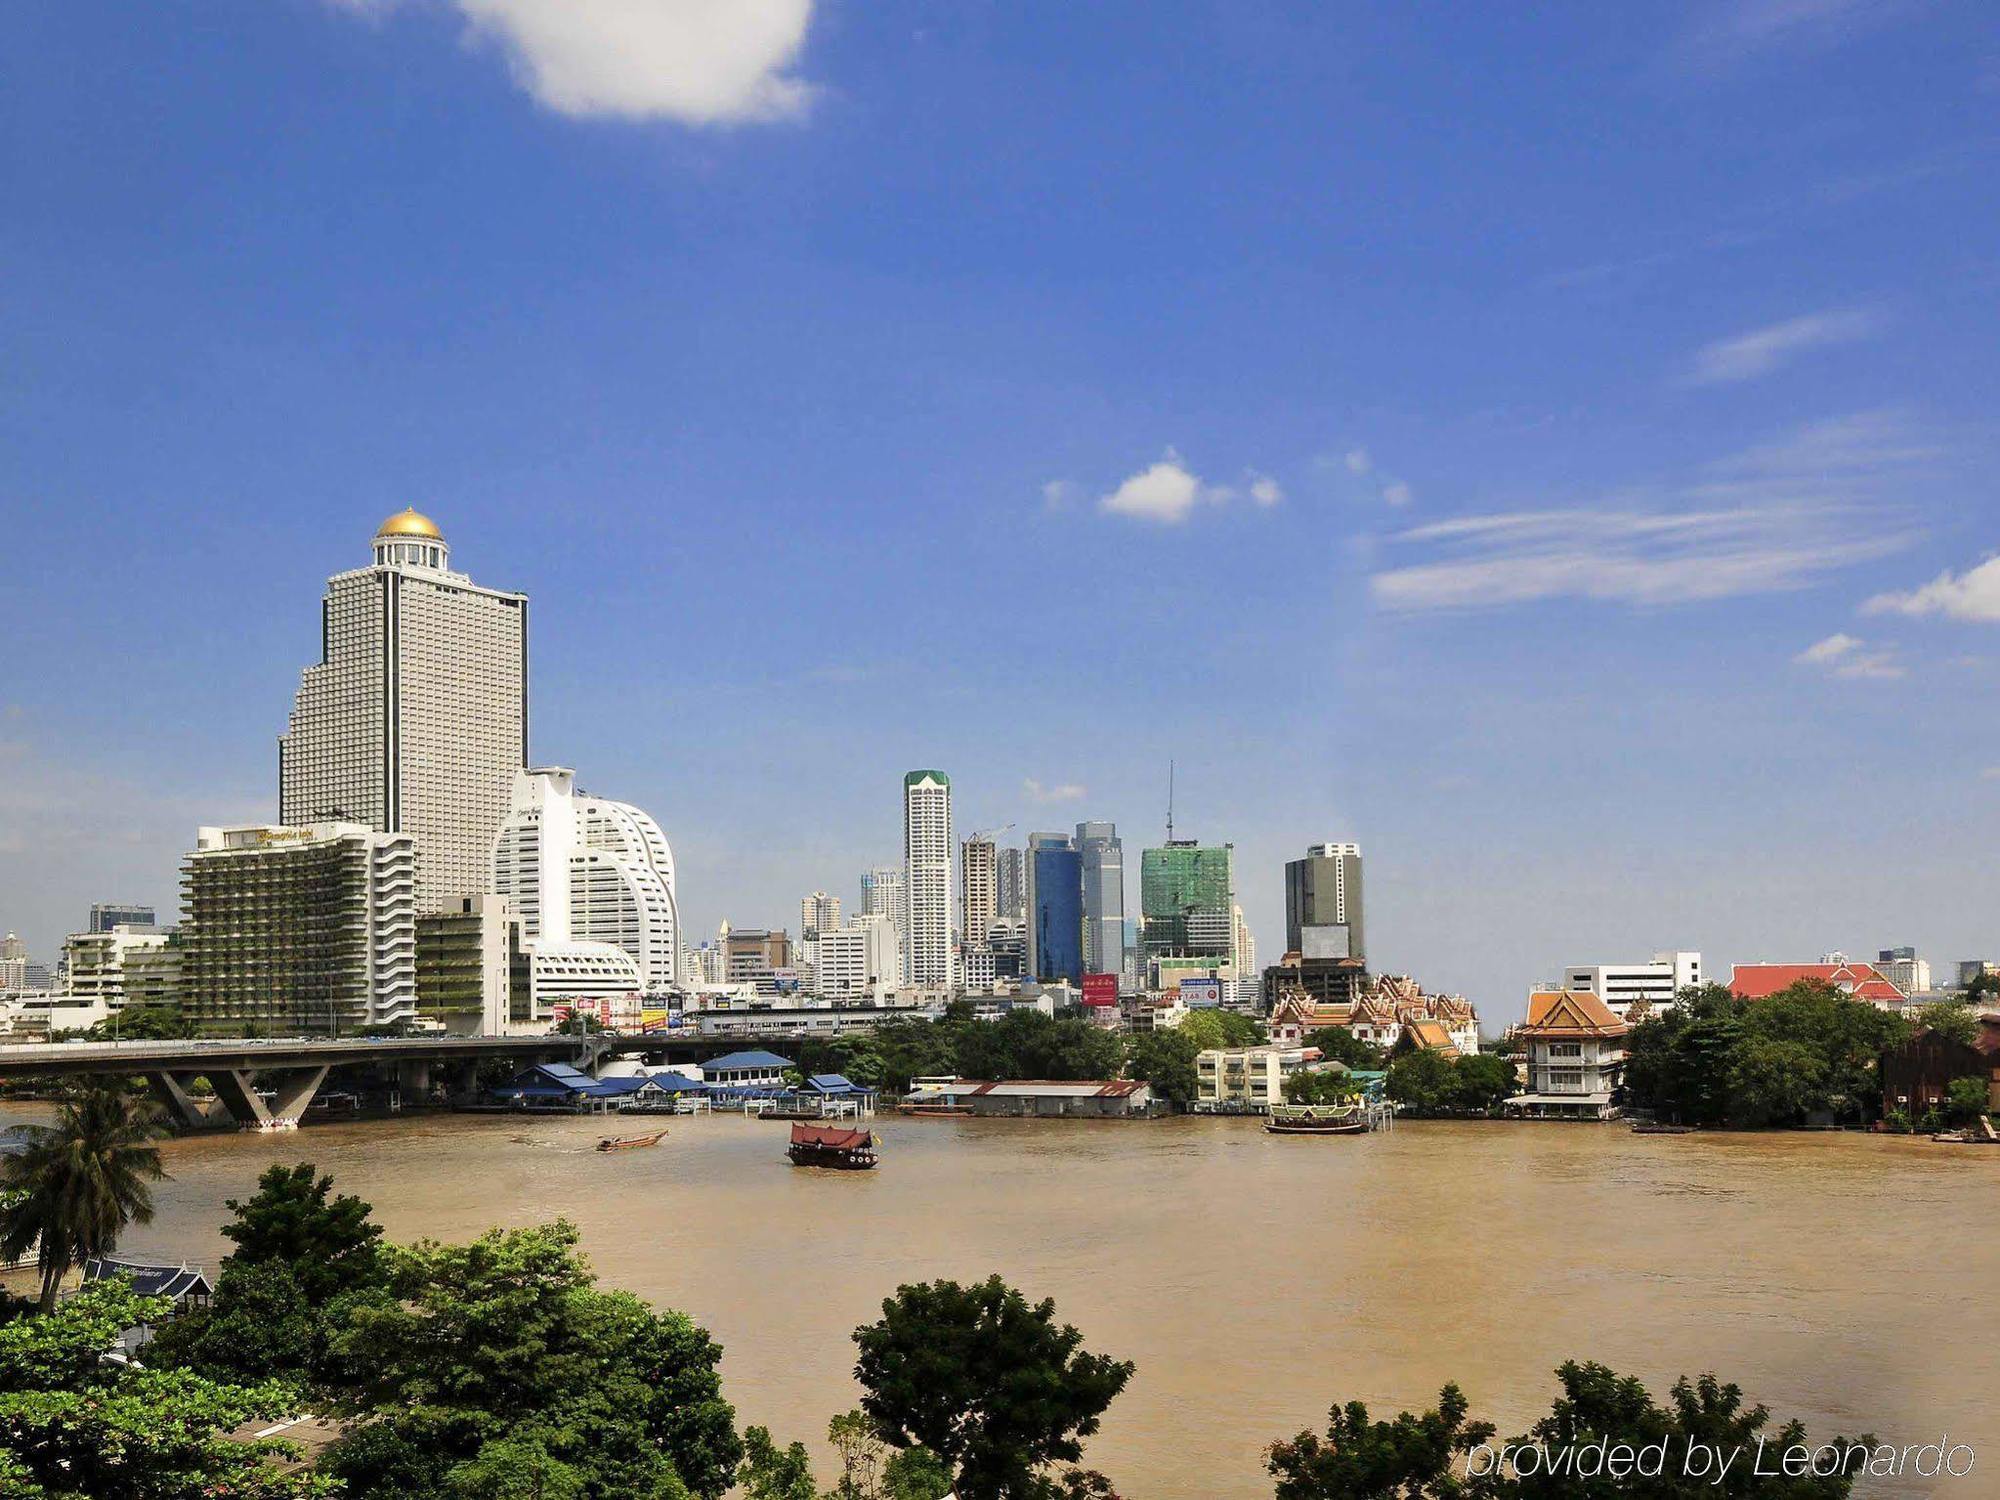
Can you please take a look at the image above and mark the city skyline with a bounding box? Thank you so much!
[3,4,1997,1018]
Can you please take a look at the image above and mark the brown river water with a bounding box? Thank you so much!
[10,1107,1997,1497]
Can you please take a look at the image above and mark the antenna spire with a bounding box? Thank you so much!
[1167,759,1175,843]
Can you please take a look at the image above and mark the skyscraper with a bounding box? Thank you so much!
[490,767,681,989]
[861,865,907,983]
[1074,820,1124,978]
[88,903,156,933]
[1026,832,1084,985]
[280,510,528,909]
[1284,842,1363,961]
[1140,840,1237,989]
[995,846,1026,922]
[960,835,997,944]
[902,771,954,991]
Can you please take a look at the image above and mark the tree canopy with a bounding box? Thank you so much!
[854,1275,1133,1500]
[1303,1026,1386,1070]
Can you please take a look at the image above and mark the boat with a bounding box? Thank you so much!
[788,1122,878,1169]
[1631,1122,1695,1135]
[596,1131,667,1152]
[1265,1103,1369,1136]
[897,1102,972,1118]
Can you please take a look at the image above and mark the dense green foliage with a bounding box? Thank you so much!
[1912,1000,1979,1047]
[323,1219,740,1500]
[1946,1076,1989,1124]
[1123,1029,1201,1106]
[220,1162,386,1298]
[793,1006,1217,1100]
[1303,1026,1388,1070]
[1283,1069,1362,1105]
[0,1086,166,1308]
[1384,1050,1516,1116]
[1271,1362,1871,1498]
[0,1279,325,1499]
[78,1004,194,1041]
[1624,982,1909,1127]
[854,1275,1134,1500]
[736,1414,952,1500]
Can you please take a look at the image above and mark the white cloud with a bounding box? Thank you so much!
[334,0,818,124]
[1863,555,2000,623]
[1023,778,1086,805]
[1685,308,1879,385]
[1344,448,1373,475]
[1981,767,2000,781]
[1676,0,1912,72]
[1329,443,1412,507]
[1381,480,1413,508]
[1095,449,1272,524]
[1793,632,1904,679]
[1372,506,1902,611]
[1041,479,1078,511]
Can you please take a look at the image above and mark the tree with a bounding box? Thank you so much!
[82,1003,193,1041]
[854,1275,1133,1500]
[827,1410,952,1500]
[1178,1009,1263,1052]
[0,1085,167,1309]
[1963,971,2000,1007]
[0,1278,325,1499]
[1946,1076,1989,1124]
[1267,1383,1493,1500]
[1124,1030,1200,1108]
[1303,1027,1386,1070]
[1914,1000,1979,1048]
[1384,1049,1455,1115]
[1726,1038,1827,1128]
[739,1427,818,1500]
[325,1220,740,1500]
[1622,986,1745,1126]
[1283,1069,1361,1105]
[222,1161,386,1299]
[1447,1054,1516,1115]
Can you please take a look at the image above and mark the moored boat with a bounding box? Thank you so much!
[788,1122,878,1169]
[1265,1103,1372,1136]
[597,1131,667,1152]
[1631,1122,1695,1135]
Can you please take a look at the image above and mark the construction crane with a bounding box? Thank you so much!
[966,823,1015,843]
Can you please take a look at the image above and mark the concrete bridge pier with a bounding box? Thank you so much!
[146,1065,332,1131]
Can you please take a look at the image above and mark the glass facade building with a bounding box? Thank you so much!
[1029,837,1084,984]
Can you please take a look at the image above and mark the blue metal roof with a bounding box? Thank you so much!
[701,1049,793,1073]
[589,1075,650,1096]
[640,1074,707,1093]
[807,1073,858,1093]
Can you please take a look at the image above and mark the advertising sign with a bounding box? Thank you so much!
[1082,972,1119,1007]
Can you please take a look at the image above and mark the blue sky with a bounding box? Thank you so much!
[3,1,1996,1019]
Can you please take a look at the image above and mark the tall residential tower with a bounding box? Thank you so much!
[902,771,954,991]
[279,511,528,907]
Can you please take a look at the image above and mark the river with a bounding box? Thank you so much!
[11,1107,1997,1497]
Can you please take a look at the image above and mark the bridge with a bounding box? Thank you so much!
[0,1029,850,1130]
[0,1013,927,1129]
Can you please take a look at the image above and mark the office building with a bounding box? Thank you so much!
[179,823,418,1035]
[1561,951,1700,1019]
[800,891,841,945]
[1140,840,1236,968]
[1026,832,1084,985]
[491,767,680,990]
[62,925,172,1014]
[88,903,156,934]
[1284,843,1363,962]
[902,771,954,991]
[1874,947,1932,999]
[279,510,528,908]
[726,928,794,994]
[815,915,901,999]
[1075,821,1125,979]
[987,918,1027,980]
[961,835,997,945]
[996,846,1027,922]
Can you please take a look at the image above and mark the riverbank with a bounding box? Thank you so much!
[8,1106,1994,1498]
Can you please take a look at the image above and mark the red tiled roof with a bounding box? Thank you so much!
[1729,963,1905,1003]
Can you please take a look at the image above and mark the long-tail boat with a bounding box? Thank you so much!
[596,1130,667,1152]
[788,1122,878,1169]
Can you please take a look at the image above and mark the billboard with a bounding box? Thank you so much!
[1301,923,1352,961]
[1082,972,1119,1007]
[1178,977,1222,1007]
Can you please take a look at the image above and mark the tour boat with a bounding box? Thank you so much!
[897,1101,973,1118]
[1264,1104,1369,1136]
[787,1122,878,1169]
[596,1130,667,1153]
[1630,1122,1695,1135]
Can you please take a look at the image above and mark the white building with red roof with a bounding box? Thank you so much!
[1504,990,1630,1120]
[1728,960,1907,1009]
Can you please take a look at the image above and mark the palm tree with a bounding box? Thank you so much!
[0,1086,168,1310]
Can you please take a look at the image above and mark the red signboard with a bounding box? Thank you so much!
[1082,973,1119,1007]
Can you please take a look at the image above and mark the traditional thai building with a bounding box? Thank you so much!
[1505,989,1629,1120]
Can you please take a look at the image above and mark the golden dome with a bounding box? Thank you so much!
[375,508,443,541]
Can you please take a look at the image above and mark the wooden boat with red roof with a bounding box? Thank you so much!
[788,1122,878,1169]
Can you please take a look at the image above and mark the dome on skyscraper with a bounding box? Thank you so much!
[375,508,443,540]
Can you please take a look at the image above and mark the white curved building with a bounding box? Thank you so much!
[492,767,680,990]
